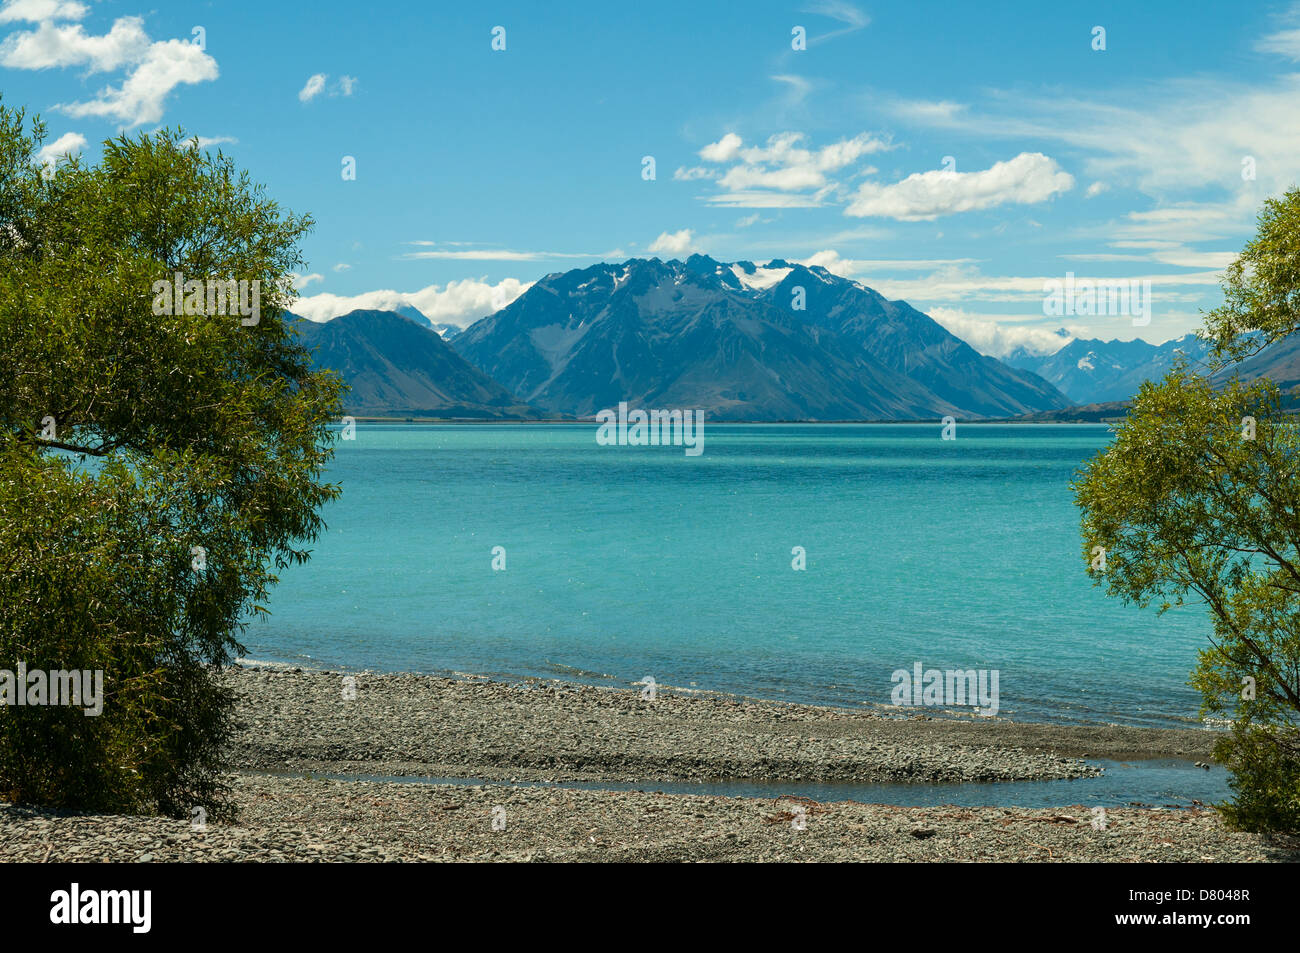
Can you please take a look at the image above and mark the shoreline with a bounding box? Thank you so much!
[228,664,1218,783]
[7,666,1290,863]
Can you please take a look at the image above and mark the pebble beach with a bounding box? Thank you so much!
[1,666,1295,862]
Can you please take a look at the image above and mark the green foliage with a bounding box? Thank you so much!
[1074,188,1300,834]
[1213,724,1300,833]
[0,98,344,817]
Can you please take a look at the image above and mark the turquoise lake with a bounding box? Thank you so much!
[244,422,1213,730]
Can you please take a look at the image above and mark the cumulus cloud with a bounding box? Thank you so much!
[0,14,149,71]
[925,307,1076,358]
[692,130,890,208]
[54,37,217,126]
[0,0,87,24]
[846,152,1074,220]
[1,8,218,127]
[298,73,327,102]
[699,132,742,163]
[292,278,531,327]
[648,229,698,255]
[884,74,1300,235]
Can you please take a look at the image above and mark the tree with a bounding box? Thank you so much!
[0,100,344,817]
[1074,188,1300,833]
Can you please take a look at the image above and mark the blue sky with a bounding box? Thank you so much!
[6,0,1300,354]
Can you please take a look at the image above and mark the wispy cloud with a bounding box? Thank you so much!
[802,0,869,45]
[298,73,327,102]
[1257,2,1300,59]
[402,242,614,262]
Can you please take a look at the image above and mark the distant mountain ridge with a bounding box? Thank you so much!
[292,309,539,418]
[452,255,1071,421]
[1004,332,1212,404]
[394,304,463,340]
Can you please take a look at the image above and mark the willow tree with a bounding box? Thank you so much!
[0,100,344,817]
[1075,188,1300,833]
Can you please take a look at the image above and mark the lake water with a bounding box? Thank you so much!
[244,423,1213,731]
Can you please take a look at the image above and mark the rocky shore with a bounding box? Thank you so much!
[2,773,1294,863]
[2,666,1293,863]
[225,667,1211,783]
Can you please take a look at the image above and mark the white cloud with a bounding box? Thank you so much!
[1061,246,1237,269]
[1085,181,1108,198]
[194,135,236,148]
[34,129,83,169]
[694,131,890,208]
[926,307,1076,358]
[1,9,217,127]
[401,243,611,261]
[770,73,812,105]
[292,273,324,290]
[673,166,717,181]
[337,75,357,96]
[800,249,979,275]
[298,73,327,102]
[796,252,1222,309]
[699,132,743,163]
[889,98,967,124]
[55,37,217,126]
[0,0,87,24]
[332,263,351,272]
[648,229,698,255]
[706,191,829,208]
[1257,4,1300,59]
[0,15,149,71]
[802,0,869,45]
[885,74,1300,233]
[1258,26,1300,59]
[292,278,531,327]
[846,152,1074,220]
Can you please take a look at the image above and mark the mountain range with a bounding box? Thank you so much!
[290,256,1293,421]
[1004,331,1213,404]
[451,255,1070,420]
